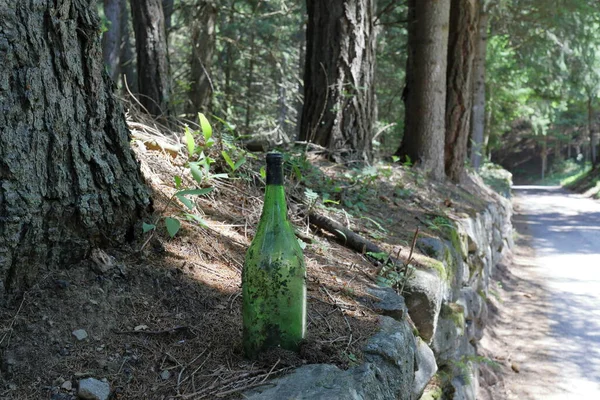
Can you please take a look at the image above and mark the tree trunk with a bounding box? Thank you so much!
[300,0,377,162]
[396,0,450,179]
[222,1,236,116]
[0,1,150,291]
[131,0,171,117]
[188,1,217,116]
[445,0,477,182]
[120,0,138,93]
[244,29,256,134]
[162,0,175,33]
[295,21,306,139]
[102,0,124,82]
[469,0,488,170]
[541,136,547,180]
[588,95,597,166]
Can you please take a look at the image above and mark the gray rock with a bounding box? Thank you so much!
[403,268,444,342]
[77,378,110,400]
[412,338,437,400]
[160,370,171,380]
[72,329,88,341]
[61,380,73,391]
[367,286,408,321]
[457,288,487,342]
[245,317,416,400]
[363,316,416,397]
[431,302,465,363]
[417,237,447,260]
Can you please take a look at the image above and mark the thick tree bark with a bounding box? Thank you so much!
[445,0,477,182]
[469,0,488,170]
[300,0,377,162]
[188,1,217,115]
[102,0,124,82]
[396,0,450,180]
[0,0,150,291]
[131,0,171,117]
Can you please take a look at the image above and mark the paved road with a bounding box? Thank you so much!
[513,185,600,398]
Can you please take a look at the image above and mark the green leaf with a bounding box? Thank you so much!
[176,187,214,196]
[292,164,302,181]
[211,173,229,179]
[259,166,266,179]
[198,113,213,142]
[297,238,307,250]
[142,222,156,233]
[176,194,195,210]
[233,156,247,171]
[190,163,204,184]
[367,251,388,261]
[165,217,181,238]
[185,213,209,228]
[391,155,400,163]
[221,151,235,170]
[173,175,183,189]
[184,125,195,156]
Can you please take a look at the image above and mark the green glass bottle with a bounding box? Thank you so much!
[242,153,307,358]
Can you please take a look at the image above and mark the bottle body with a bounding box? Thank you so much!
[242,154,306,358]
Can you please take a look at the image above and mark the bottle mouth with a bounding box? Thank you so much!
[266,153,283,163]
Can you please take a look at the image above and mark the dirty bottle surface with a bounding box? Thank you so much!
[242,153,307,358]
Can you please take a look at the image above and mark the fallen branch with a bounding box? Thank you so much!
[308,212,397,263]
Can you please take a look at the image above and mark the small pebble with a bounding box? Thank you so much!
[160,370,171,380]
[511,362,520,373]
[61,380,72,391]
[78,377,110,400]
[72,329,88,341]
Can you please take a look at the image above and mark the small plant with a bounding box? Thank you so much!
[141,114,227,248]
[375,227,419,295]
[425,215,454,232]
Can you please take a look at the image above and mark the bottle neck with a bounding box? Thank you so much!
[261,156,287,222]
[261,184,288,222]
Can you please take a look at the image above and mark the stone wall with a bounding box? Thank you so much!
[245,180,513,400]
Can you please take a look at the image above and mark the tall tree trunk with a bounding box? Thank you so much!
[188,1,217,116]
[131,0,171,117]
[120,0,138,93]
[396,0,450,179]
[295,21,306,139]
[162,0,175,33]
[0,1,149,291]
[277,57,289,137]
[244,30,256,134]
[300,0,377,162]
[222,1,236,117]
[102,0,124,82]
[445,0,477,182]
[588,94,597,166]
[541,136,547,180]
[469,0,488,170]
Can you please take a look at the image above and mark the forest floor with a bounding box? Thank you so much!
[1,116,503,400]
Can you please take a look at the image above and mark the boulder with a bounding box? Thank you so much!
[404,268,445,343]
[246,317,416,400]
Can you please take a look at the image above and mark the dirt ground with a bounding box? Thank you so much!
[477,199,561,400]
[0,119,499,399]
